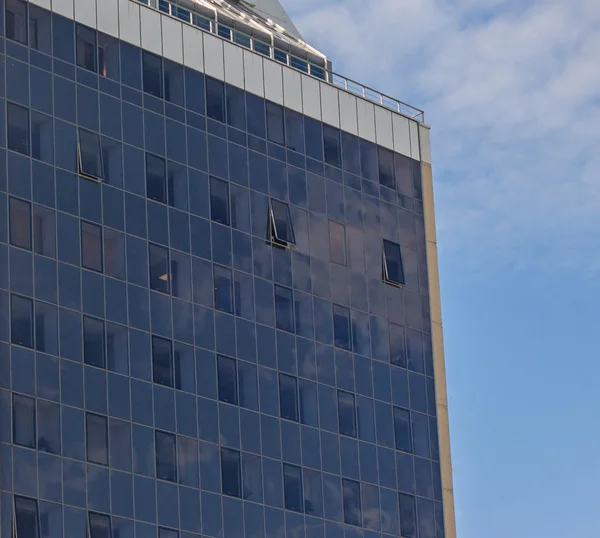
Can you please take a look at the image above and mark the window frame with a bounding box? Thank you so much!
[142,50,164,98]
[6,0,28,45]
[86,412,109,466]
[155,430,177,482]
[152,335,174,388]
[342,478,363,527]
[221,447,242,498]
[78,128,105,181]
[333,304,351,350]
[279,373,299,422]
[283,464,304,513]
[9,197,32,251]
[337,390,357,438]
[383,239,405,287]
[210,176,230,226]
[217,355,238,405]
[14,496,40,538]
[11,294,34,349]
[269,199,296,248]
[76,23,98,72]
[149,243,171,294]
[88,512,112,538]
[146,152,167,204]
[83,316,106,369]
[393,406,413,453]
[81,220,104,273]
[13,394,36,449]
[7,101,30,156]
[274,285,294,332]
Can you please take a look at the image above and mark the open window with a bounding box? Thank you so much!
[14,496,39,538]
[78,129,104,181]
[269,199,295,248]
[88,512,111,538]
[382,239,405,287]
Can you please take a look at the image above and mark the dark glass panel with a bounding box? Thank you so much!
[218,355,238,405]
[76,24,97,72]
[383,239,405,286]
[152,336,173,387]
[279,373,298,422]
[86,412,108,465]
[143,51,163,98]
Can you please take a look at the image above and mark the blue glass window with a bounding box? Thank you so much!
[13,394,35,448]
[98,33,120,81]
[226,84,246,131]
[10,198,31,250]
[8,102,30,155]
[333,305,351,350]
[394,407,412,452]
[84,316,106,368]
[304,117,323,161]
[270,199,295,246]
[159,528,177,538]
[86,412,108,465]
[378,147,395,189]
[238,362,258,410]
[79,129,104,180]
[275,285,294,332]
[106,323,128,374]
[279,373,298,422]
[29,5,52,53]
[246,94,266,139]
[104,229,125,280]
[266,102,285,145]
[146,153,167,203]
[218,355,238,405]
[210,177,230,225]
[153,336,173,387]
[149,244,170,294]
[89,513,111,538]
[399,494,417,538]
[164,60,185,106]
[389,324,407,368]
[11,294,33,348]
[14,496,40,538]
[283,464,303,512]
[214,265,233,313]
[76,24,97,72]
[221,447,241,498]
[338,391,356,437]
[156,430,177,481]
[206,77,225,123]
[323,125,341,168]
[303,468,323,516]
[383,240,405,286]
[329,221,346,265]
[6,0,28,44]
[32,205,55,256]
[342,479,362,526]
[285,109,304,153]
[37,400,60,453]
[31,112,54,164]
[143,51,163,98]
[81,221,103,272]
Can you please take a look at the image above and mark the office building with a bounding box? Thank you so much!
[0,0,456,537]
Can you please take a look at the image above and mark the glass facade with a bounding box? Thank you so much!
[0,2,444,538]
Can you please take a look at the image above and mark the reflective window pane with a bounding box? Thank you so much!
[10,198,31,250]
[104,229,125,280]
[8,103,30,155]
[333,305,351,350]
[275,285,293,332]
[323,125,341,168]
[270,200,295,245]
[31,112,54,164]
[146,153,167,203]
[164,60,184,106]
[329,221,346,265]
[81,221,103,272]
[84,316,106,368]
[338,390,356,437]
[14,496,39,538]
[76,24,97,72]
[152,336,173,387]
[342,479,362,527]
[389,323,407,368]
[79,129,104,179]
[378,146,395,189]
[283,464,303,512]
[11,295,34,348]
[33,205,55,257]
[394,407,412,452]
[143,51,163,98]
[399,494,417,538]
[149,244,170,293]
[13,394,36,448]
[218,355,238,405]
[279,374,298,422]
[86,412,108,465]
[89,512,111,538]
[266,102,284,145]
[206,77,225,123]
[156,430,177,481]
[6,0,28,44]
[214,265,233,313]
[383,239,405,286]
[210,177,230,225]
[221,447,241,497]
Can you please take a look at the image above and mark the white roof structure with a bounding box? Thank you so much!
[244,0,303,40]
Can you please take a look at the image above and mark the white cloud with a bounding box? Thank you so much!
[283,0,600,272]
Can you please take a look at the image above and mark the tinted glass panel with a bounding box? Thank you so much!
[342,479,362,526]
[329,221,346,265]
[143,51,163,98]
[338,391,356,437]
[221,448,241,497]
[164,60,184,106]
[29,6,52,53]
[79,129,104,179]
[283,464,303,512]
[279,374,298,422]
[210,177,230,225]
[10,198,31,250]
[89,513,111,538]
[153,336,173,387]
[8,103,30,155]
[323,125,341,167]
[378,147,395,189]
[333,305,351,350]
[383,239,405,286]
[399,494,417,538]
[76,24,97,72]
[81,221,103,272]
[6,0,28,44]
[266,102,285,145]
[14,496,39,538]
[86,413,108,465]
[33,205,55,257]
[275,285,293,332]
[214,265,233,313]
[84,316,106,368]
[394,407,412,452]
[218,355,238,405]
[156,431,177,481]
[389,324,407,368]
[11,295,33,348]
[13,394,35,448]
[147,153,167,203]
[206,77,225,123]
[285,109,304,153]
[149,244,170,293]
[270,199,295,245]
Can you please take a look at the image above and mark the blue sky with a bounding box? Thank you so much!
[283,0,600,535]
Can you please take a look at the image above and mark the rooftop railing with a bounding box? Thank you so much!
[135,0,425,123]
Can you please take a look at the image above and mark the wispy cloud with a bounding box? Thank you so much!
[284,0,600,272]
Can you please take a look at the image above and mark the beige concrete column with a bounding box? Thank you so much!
[421,135,457,538]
